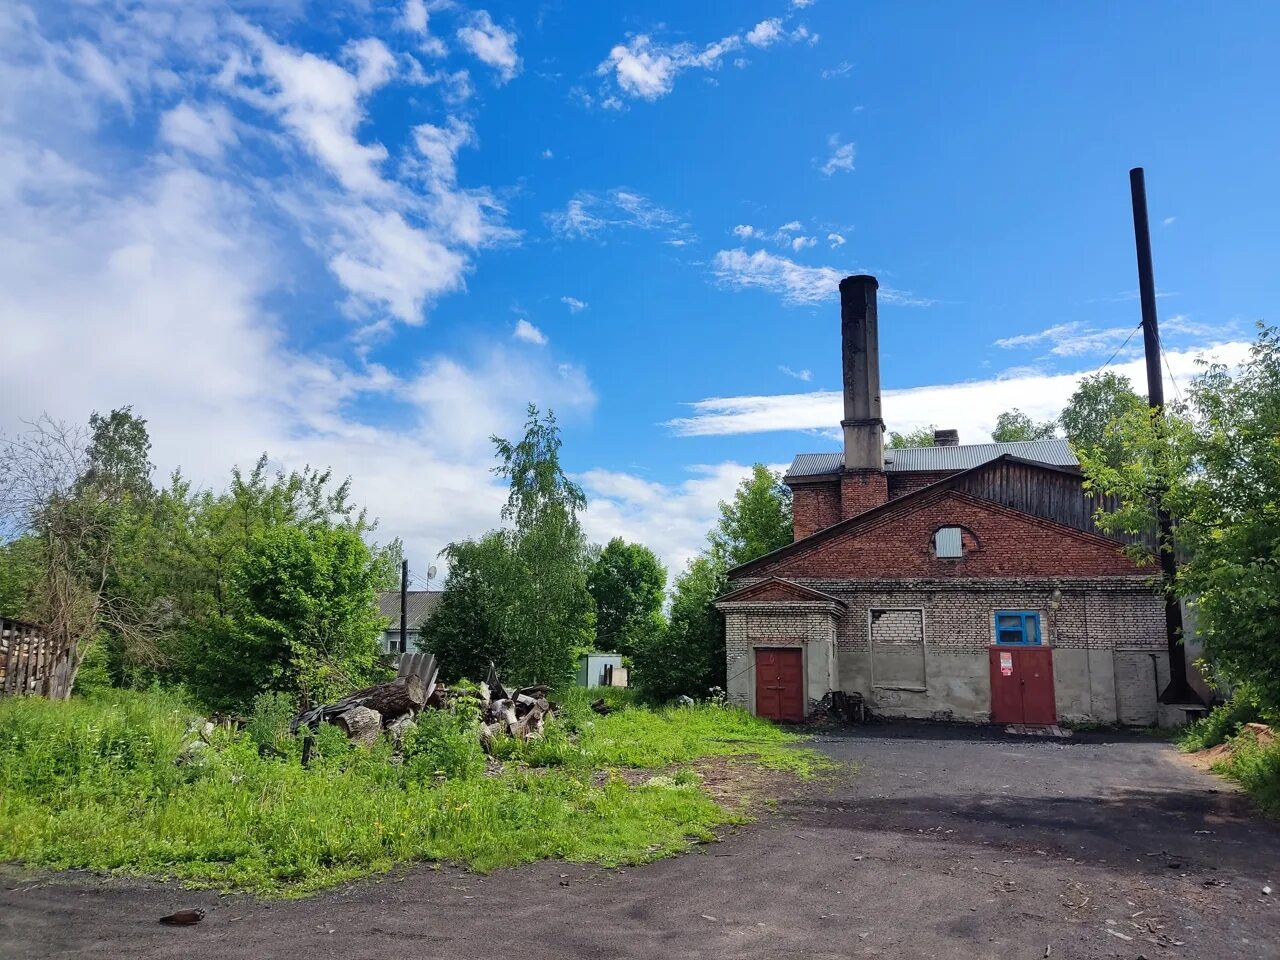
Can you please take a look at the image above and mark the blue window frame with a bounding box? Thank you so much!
[994,611,1041,645]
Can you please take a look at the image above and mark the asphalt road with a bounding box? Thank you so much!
[3,723,1277,959]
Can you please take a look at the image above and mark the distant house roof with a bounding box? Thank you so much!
[377,590,442,630]
[784,438,1078,481]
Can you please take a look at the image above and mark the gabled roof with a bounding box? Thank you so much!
[715,577,847,608]
[784,438,1078,481]
[734,453,1121,578]
[377,590,442,630]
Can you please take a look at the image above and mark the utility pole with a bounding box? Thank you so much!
[399,559,409,655]
[1129,167,1197,705]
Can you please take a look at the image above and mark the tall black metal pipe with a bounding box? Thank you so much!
[1129,167,1196,705]
[399,559,408,655]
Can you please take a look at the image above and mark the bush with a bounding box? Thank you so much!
[1179,684,1268,752]
[245,692,298,754]
[401,708,486,782]
[1215,731,1280,816]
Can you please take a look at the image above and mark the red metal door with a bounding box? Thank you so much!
[988,647,1057,725]
[755,648,804,722]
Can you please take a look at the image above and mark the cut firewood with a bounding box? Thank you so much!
[334,705,382,747]
[292,675,426,733]
[385,713,417,746]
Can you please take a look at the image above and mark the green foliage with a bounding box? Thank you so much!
[587,538,666,656]
[192,525,387,711]
[428,406,594,687]
[710,464,792,569]
[633,555,727,703]
[1178,685,1267,752]
[423,532,519,681]
[0,689,827,896]
[0,534,39,619]
[1084,326,1280,705]
[991,408,1058,442]
[246,692,299,754]
[401,708,487,781]
[887,424,937,448]
[1060,372,1146,469]
[1209,729,1280,817]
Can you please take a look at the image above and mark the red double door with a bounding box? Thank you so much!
[989,646,1057,725]
[755,648,804,722]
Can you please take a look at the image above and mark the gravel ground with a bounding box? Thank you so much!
[2,722,1277,959]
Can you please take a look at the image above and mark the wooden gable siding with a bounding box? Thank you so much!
[949,459,1156,551]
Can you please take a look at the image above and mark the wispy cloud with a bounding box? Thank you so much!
[1162,216,1176,226]
[456,10,520,83]
[712,248,933,307]
[546,189,691,243]
[596,13,817,103]
[665,342,1253,440]
[827,232,846,248]
[819,135,855,176]
[994,321,1141,357]
[821,60,852,79]
[561,295,587,312]
[779,365,813,381]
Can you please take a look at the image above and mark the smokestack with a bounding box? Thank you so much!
[839,275,884,471]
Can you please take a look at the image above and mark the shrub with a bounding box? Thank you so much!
[246,692,298,754]
[402,708,486,781]
[1179,683,1268,752]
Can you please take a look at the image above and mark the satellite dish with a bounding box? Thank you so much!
[427,565,438,582]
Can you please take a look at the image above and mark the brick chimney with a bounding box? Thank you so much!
[839,275,888,517]
[933,428,959,447]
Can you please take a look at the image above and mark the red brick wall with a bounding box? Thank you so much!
[758,490,1141,579]
[841,470,889,519]
[887,470,956,500]
[791,480,841,540]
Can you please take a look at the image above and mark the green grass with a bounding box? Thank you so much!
[0,688,826,897]
[1178,689,1280,817]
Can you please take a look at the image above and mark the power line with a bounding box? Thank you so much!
[1098,320,1144,374]
[1156,330,1184,405]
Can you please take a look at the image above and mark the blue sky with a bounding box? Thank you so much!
[2,0,1275,579]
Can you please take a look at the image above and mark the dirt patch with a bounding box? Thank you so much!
[1183,722,1274,772]
[587,756,804,809]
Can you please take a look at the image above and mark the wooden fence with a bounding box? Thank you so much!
[0,617,76,699]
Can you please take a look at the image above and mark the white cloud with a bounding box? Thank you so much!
[665,342,1253,442]
[792,0,816,7]
[513,318,547,345]
[402,0,428,33]
[580,462,784,576]
[561,296,587,312]
[746,19,784,48]
[820,135,855,176]
[994,321,1142,357]
[778,220,803,232]
[159,101,238,160]
[712,248,934,307]
[822,60,853,79]
[456,10,520,83]
[546,189,690,243]
[541,147,553,159]
[1162,216,1176,226]
[779,366,812,381]
[827,232,846,247]
[791,235,817,251]
[733,224,760,239]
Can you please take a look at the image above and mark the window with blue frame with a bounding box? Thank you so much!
[994,611,1041,645]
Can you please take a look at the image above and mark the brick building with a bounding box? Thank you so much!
[716,275,1181,727]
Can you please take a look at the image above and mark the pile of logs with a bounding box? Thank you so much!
[477,679,553,750]
[291,656,557,757]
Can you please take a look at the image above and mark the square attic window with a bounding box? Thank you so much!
[934,526,963,558]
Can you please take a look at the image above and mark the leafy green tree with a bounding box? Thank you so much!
[632,554,727,702]
[492,405,595,685]
[587,538,666,656]
[887,425,937,448]
[991,408,1058,442]
[1083,325,1280,705]
[193,525,387,710]
[0,535,40,619]
[422,532,520,683]
[1060,372,1146,469]
[710,464,793,568]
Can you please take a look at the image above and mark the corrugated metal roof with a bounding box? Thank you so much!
[784,438,1078,479]
[378,590,442,630]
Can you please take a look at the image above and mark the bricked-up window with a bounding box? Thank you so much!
[995,611,1041,645]
[934,526,963,558]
